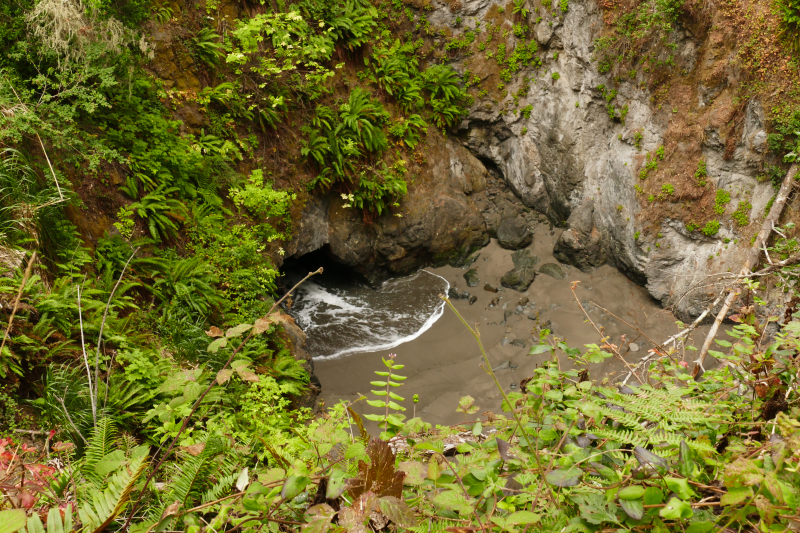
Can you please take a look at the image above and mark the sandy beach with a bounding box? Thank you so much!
[314,234,716,429]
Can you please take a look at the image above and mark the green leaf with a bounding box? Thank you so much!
[302,504,335,533]
[724,458,763,486]
[659,497,693,520]
[379,496,417,527]
[281,475,310,501]
[589,461,619,483]
[326,468,347,499]
[539,429,558,441]
[431,489,473,515]
[686,522,715,533]
[618,486,646,500]
[207,337,227,353]
[544,390,563,401]
[472,421,483,436]
[665,477,693,500]
[398,461,426,485]
[529,344,552,355]
[545,467,582,487]
[619,498,644,520]
[0,509,27,533]
[370,381,388,387]
[643,487,664,505]
[225,323,252,338]
[714,339,732,347]
[95,450,126,476]
[507,511,541,525]
[720,486,752,506]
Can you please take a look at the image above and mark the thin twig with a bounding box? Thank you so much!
[570,283,643,384]
[55,391,88,446]
[0,252,36,362]
[76,281,96,425]
[96,247,140,413]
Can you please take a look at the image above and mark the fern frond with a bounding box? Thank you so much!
[78,454,148,532]
[201,472,238,504]
[590,426,648,448]
[82,418,118,483]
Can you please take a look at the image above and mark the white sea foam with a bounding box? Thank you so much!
[288,269,450,360]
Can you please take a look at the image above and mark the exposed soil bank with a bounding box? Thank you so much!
[315,236,718,428]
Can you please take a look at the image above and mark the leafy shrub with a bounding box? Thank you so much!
[695,159,707,186]
[387,114,428,149]
[702,219,720,236]
[714,188,730,214]
[732,200,752,226]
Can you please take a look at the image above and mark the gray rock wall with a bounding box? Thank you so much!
[434,0,773,317]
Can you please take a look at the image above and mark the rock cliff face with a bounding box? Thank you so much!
[285,133,490,283]
[288,0,777,318]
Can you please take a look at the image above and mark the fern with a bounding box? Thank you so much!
[158,438,224,517]
[78,453,148,531]
[82,418,118,484]
[591,426,648,448]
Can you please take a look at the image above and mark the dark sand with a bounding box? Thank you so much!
[315,235,714,428]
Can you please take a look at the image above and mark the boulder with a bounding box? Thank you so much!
[464,268,480,287]
[500,249,540,291]
[539,263,566,280]
[497,218,533,250]
[553,200,607,272]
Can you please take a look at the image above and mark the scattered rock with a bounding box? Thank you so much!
[497,218,533,249]
[500,249,540,291]
[539,263,566,280]
[463,252,481,268]
[469,295,478,305]
[510,339,526,347]
[464,268,480,287]
[489,297,500,307]
[515,305,524,314]
[629,342,640,352]
[501,338,509,346]
[483,283,499,293]
[503,310,513,323]
[518,297,529,306]
[448,287,462,300]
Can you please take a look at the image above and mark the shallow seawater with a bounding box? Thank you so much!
[287,269,449,359]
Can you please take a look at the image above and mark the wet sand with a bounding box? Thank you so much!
[315,234,715,428]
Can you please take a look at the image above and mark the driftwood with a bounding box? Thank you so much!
[693,163,799,375]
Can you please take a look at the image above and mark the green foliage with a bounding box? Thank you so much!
[192,27,223,65]
[702,219,720,236]
[364,354,407,438]
[124,186,186,242]
[695,159,708,186]
[733,200,752,226]
[229,169,296,240]
[387,114,428,149]
[633,130,644,150]
[714,188,731,215]
[521,105,533,119]
[551,71,560,80]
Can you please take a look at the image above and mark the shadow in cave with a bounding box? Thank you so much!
[278,245,368,298]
